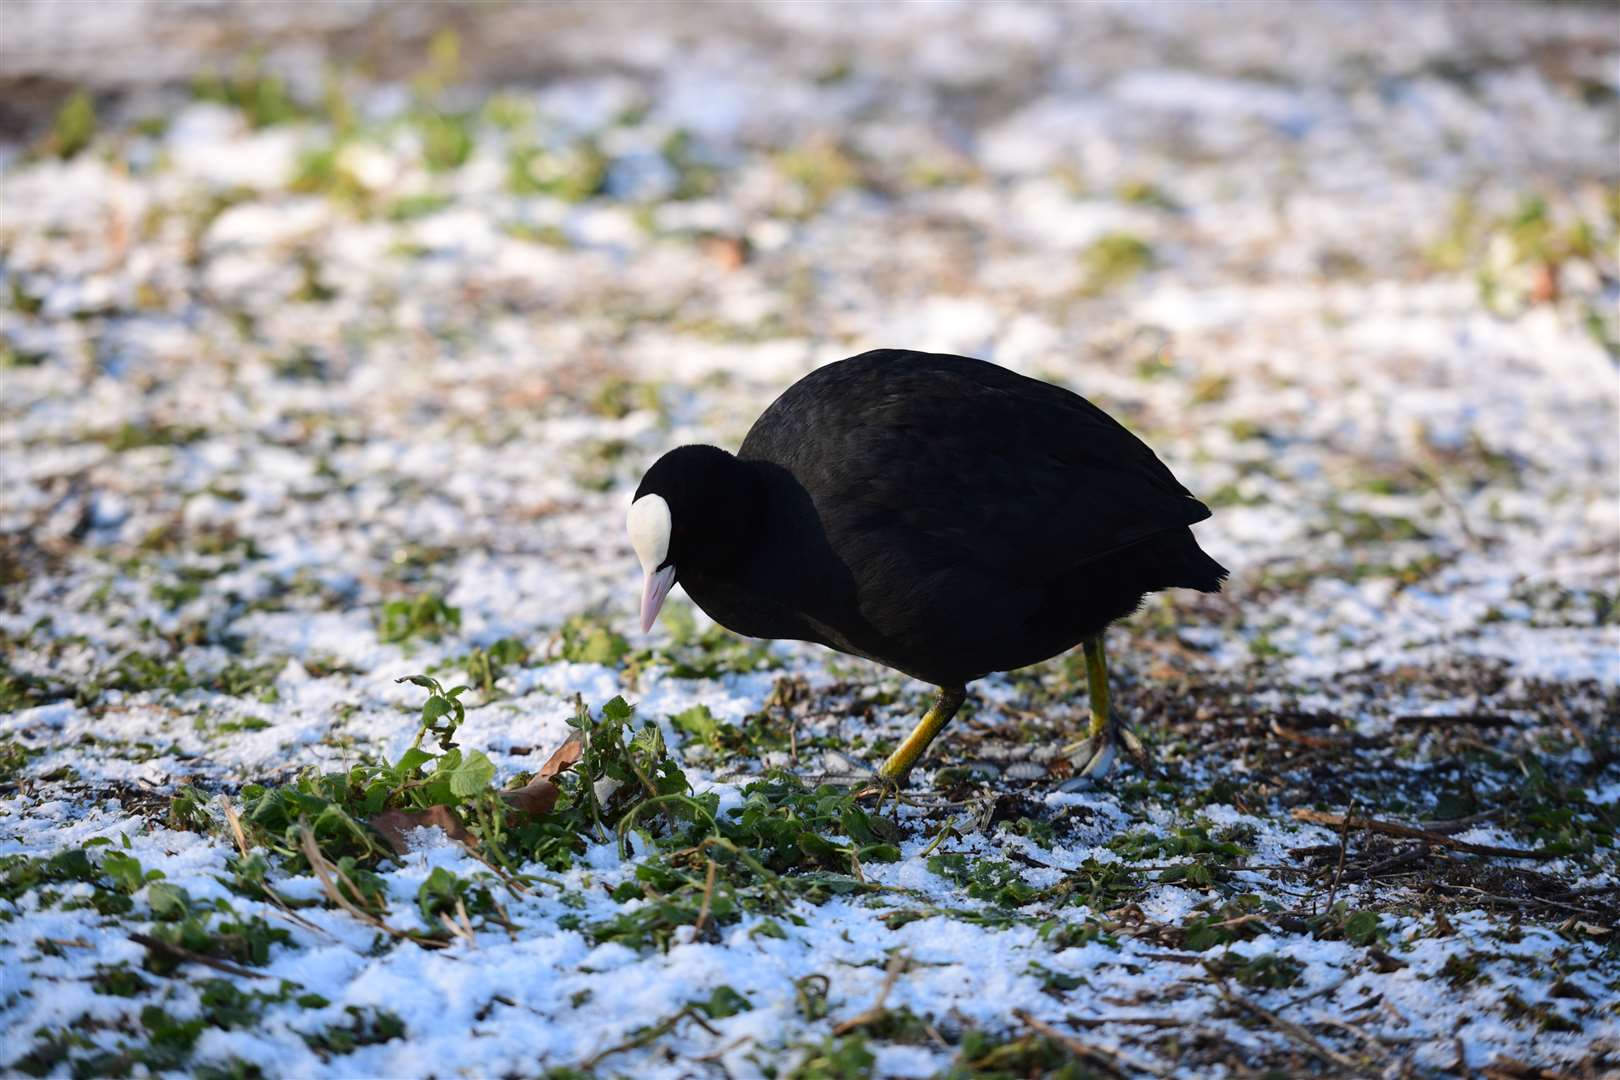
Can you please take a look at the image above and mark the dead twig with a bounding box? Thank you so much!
[692,1035,753,1063]
[1431,883,1614,921]
[1208,971,1367,1075]
[221,799,334,939]
[1408,460,1485,552]
[298,827,448,950]
[1316,1017,1397,1065]
[1268,719,1349,750]
[220,797,251,858]
[1013,1008,1167,1077]
[1394,712,1516,727]
[1291,809,1557,859]
[830,951,909,1036]
[128,932,281,982]
[438,897,478,948]
[1417,808,1502,835]
[1480,1056,1584,1080]
[693,858,718,935]
[1066,1014,1186,1030]
[1324,799,1354,913]
[1280,973,1353,1012]
[578,1005,720,1071]
[1338,846,1427,884]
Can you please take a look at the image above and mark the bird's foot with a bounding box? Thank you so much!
[1063,719,1151,781]
[853,772,909,809]
[1066,730,1116,779]
[802,749,909,807]
[817,748,877,785]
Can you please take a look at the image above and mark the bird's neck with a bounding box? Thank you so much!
[686,456,767,575]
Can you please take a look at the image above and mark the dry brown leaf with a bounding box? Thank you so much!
[497,732,580,817]
[700,234,748,270]
[538,732,583,779]
[500,775,560,817]
[370,805,473,856]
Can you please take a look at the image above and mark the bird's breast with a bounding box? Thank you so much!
[681,573,808,645]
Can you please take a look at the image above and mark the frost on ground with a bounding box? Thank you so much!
[1,2,1617,1077]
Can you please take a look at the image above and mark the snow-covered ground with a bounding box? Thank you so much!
[2,3,1617,1076]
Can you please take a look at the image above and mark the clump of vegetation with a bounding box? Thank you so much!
[1080,232,1154,293]
[289,143,371,207]
[1428,191,1619,350]
[553,606,777,680]
[507,141,610,202]
[455,637,528,696]
[413,111,475,173]
[775,139,862,215]
[928,854,1041,908]
[1117,178,1179,209]
[378,593,462,644]
[193,54,305,129]
[661,129,722,200]
[1207,951,1306,990]
[46,90,97,159]
[554,614,631,666]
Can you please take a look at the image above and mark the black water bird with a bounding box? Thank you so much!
[627,349,1226,782]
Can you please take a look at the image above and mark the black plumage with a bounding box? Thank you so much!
[630,349,1226,778]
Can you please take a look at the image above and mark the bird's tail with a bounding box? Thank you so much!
[1156,529,1228,593]
[1183,545,1229,593]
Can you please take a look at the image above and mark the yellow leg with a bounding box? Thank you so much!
[1080,634,1116,777]
[1084,635,1110,740]
[879,686,966,781]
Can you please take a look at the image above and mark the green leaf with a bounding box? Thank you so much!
[630,724,666,760]
[393,746,435,774]
[449,750,495,798]
[579,629,626,665]
[146,882,192,921]
[417,866,460,921]
[699,985,753,1018]
[421,696,451,727]
[51,90,96,159]
[558,617,630,666]
[857,843,901,863]
[671,705,720,745]
[1345,910,1381,946]
[601,696,634,723]
[664,602,698,645]
[102,851,158,894]
[797,831,845,864]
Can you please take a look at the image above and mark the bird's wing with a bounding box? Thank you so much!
[743,351,1210,586]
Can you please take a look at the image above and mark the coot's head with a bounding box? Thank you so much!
[627,445,759,631]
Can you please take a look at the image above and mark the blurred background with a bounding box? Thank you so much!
[2,0,1616,693]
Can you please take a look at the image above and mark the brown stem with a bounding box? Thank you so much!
[1291,809,1556,859]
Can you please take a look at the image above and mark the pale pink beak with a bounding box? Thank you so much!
[640,565,677,632]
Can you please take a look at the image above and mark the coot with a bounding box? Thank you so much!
[627,349,1226,782]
